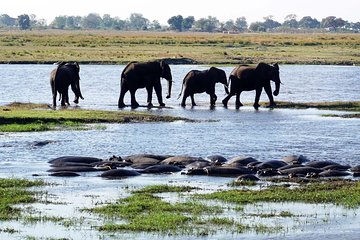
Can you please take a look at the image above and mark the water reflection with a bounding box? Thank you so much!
[0,64,359,239]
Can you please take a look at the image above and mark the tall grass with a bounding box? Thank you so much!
[1,30,360,64]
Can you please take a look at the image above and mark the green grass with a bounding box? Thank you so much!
[0,102,190,132]
[1,30,360,65]
[196,180,360,208]
[0,178,45,220]
[273,101,360,112]
[87,184,289,235]
[89,192,221,234]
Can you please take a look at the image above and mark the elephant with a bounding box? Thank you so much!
[50,62,84,108]
[222,63,281,109]
[178,67,229,107]
[118,61,172,108]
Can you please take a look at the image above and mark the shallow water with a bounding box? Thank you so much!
[0,64,360,239]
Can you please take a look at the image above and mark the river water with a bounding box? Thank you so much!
[0,64,359,239]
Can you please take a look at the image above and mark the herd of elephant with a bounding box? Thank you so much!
[50,61,281,109]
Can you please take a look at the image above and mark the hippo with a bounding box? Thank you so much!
[254,160,288,170]
[48,156,103,167]
[185,161,212,170]
[49,172,81,177]
[321,164,351,171]
[223,156,259,167]
[161,156,206,167]
[206,155,228,165]
[123,154,172,163]
[278,166,324,176]
[204,166,254,177]
[305,160,340,168]
[282,155,310,165]
[47,166,102,173]
[100,169,141,179]
[139,165,182,174]
[318,169,351,177]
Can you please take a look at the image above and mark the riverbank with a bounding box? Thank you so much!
[1,30,360,65]
[0,101,358,132]
[0,102,190,132]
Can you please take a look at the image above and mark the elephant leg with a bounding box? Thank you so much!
[222,92,234,107]
[146,86,154,107]
[118,84,128,108]
[181,94,188,107]
[52,92,57,108]
[254,88,263,110]
[129,89,139,108]
[206,88,216,106]
[66,92,70,105]
[60,91,67,106]
[210,93,217,106]
[190,94,196,106]
[264,84,276,107]
[235,93,243,109]
[154,81,165,107]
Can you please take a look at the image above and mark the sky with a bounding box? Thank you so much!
[1,0,359,25]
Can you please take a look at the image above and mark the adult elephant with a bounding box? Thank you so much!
[178,67,229,107]
[222,63,281,109]
[118,61,172,108]
[50,62,84,108]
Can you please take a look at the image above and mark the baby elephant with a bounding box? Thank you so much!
[178,67,229,107]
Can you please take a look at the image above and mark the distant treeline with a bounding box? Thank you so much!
[1,13,360,33]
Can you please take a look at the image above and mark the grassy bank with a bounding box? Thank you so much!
[87,180,360,235]
[1,30,360,65]
[273,101,360,118]
[0,101,358,132]
[0,102,190,132]
[0,178,45,220]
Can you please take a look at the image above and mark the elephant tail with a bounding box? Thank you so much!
[177,84,184,100]
[177,72,191,100]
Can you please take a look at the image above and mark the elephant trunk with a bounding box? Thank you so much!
[166,79,172,99]
[273,80,281,96]
[73,80,84,104]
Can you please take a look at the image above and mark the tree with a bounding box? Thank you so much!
[51,16,67,29]
[224,19,235,31]
[263,16,281,30]
[17,14,30,30]
[0,14,17,27]
[182,16,195,31]
[321,16,346,31]
[235,17,248,32]
[168,15,183,31]
[194,16,219,32]
[249,22,266,32]
[102,14,114,29]
[113,17,126,30]
[298,16,320,29]
[66,16,81,29]
[81,13,102,29]
[128,13,149,30]
[283,14,298,28]
[149,20,161,30]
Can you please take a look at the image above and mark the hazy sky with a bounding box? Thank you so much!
[1,0,359,25]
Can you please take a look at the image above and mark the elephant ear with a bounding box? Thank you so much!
[208,67,217,74]
[273,63,279,70]
[255,62,270,73]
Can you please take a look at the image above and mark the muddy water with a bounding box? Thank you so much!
[0,64,360,239]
